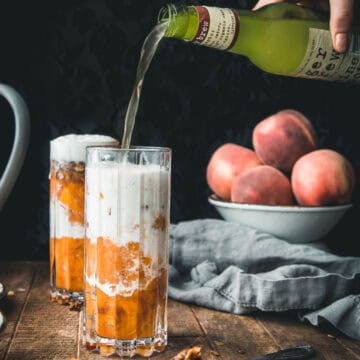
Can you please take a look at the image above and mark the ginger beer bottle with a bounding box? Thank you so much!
[158,3,360,83]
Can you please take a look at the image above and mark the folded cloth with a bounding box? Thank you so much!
[168,219,360,340]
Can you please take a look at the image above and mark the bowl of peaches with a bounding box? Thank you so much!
[207,109,355,243]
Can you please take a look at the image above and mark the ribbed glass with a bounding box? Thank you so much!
[83,146,171,358]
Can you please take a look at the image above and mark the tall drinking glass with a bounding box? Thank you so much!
[49,135,118,305]
[83,146,171,358]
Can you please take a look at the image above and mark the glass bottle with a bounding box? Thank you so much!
[158,3,360,83]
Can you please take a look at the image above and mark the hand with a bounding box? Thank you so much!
[253,0,354,53]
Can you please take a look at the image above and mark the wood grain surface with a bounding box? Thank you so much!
[0,262,359,360]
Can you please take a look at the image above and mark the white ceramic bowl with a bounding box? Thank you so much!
[208,195,352,243]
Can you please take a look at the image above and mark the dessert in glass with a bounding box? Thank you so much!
[49,134,118,305]
[83,146,171,358]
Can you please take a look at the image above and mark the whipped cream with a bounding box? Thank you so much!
[84,160,170,297]
[85,264,160,297]
[85,162,169,249]
[50,201,84,239]
[50,134,119,163]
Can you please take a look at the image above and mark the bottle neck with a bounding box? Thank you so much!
[158,5,200,41]
[158,5,255,57]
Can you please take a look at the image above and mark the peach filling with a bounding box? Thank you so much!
[50,237,84,292]
[85,238,167,340]
[50,161,85,292]
[50,161,85,224]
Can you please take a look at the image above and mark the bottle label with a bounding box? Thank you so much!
[192,6,239,50]
[290,28,360,83]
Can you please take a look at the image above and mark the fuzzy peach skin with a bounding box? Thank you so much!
[231,165,295,205]
[292,149,356,206]
[252,109,318,173]
[206,143,262,201]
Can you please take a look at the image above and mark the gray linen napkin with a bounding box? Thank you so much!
[168,219,360,340]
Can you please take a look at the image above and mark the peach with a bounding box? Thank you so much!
[206,143,262,201]
[292,149,356,206]
[231,165,295,206]
[252,109,318,173]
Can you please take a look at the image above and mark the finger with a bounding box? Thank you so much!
[329,0,354,52]
[253,0,283,10]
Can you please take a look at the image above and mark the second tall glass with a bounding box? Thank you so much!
[49,134,118,305]
[83,146,171,358]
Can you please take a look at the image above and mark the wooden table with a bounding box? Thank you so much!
[0,262,359,360]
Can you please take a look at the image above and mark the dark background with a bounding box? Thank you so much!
[0,0,359,260]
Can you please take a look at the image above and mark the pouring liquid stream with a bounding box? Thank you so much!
[121,22,167,149]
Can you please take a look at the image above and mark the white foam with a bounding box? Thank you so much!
[85,269,158,297]
[50,134,119,163]
[85,162,169,251]
[85,274,136,297]
[50,200,84,239]
[84,158,170,297]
